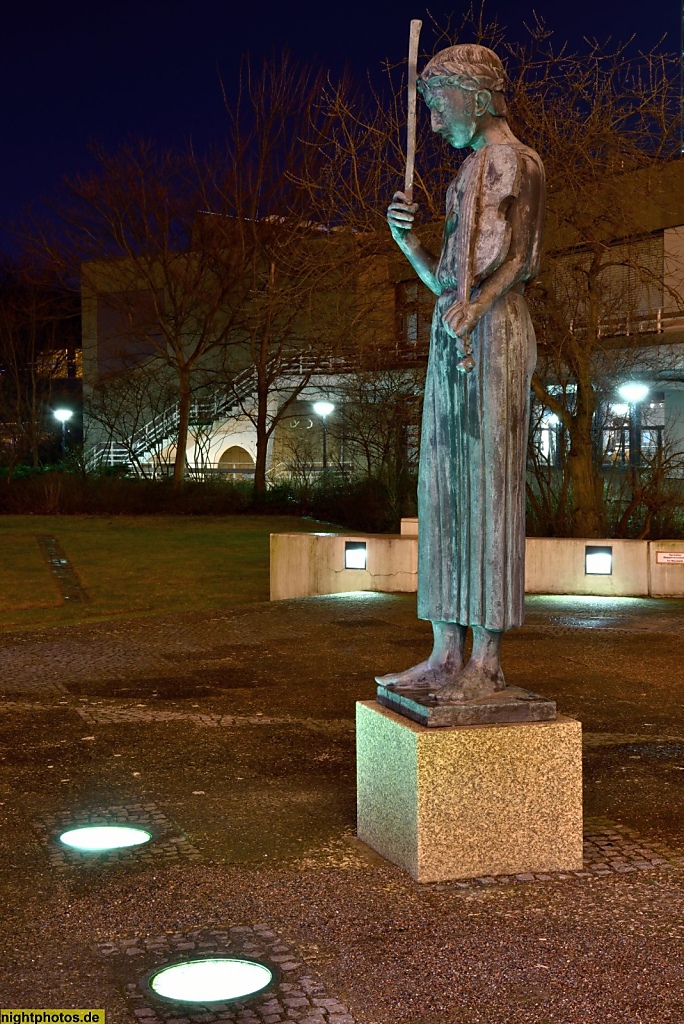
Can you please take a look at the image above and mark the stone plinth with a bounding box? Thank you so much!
[356,700,583,883]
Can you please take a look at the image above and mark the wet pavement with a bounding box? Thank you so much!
[1,591,684,1022]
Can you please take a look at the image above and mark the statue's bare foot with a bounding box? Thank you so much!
[376,659,462,693]
[431,661,506,702]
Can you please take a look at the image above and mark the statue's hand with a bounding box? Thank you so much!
[387,191,418,242]
[442,299,485,344]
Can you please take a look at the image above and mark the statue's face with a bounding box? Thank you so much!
[421,80,488,149]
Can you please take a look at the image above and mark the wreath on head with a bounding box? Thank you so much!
[420,44,505,91]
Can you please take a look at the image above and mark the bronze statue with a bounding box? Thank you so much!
[378,44,546,704]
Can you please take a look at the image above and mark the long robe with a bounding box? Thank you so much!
[417,142,545,631]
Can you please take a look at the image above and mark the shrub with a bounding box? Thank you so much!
[0,470,414,532]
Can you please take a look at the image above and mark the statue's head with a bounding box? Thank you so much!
[418,44,506,149]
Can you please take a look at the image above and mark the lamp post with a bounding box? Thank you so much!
[618,383,648,469]
[53,408,73,456]
[313,401,334,471]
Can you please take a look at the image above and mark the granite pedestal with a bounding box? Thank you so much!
[356,700,583,883]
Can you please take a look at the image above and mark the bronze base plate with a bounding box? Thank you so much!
[376,683,557,728]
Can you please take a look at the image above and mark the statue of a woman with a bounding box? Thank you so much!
[378,44,545,702]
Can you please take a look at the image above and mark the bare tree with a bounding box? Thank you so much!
[0,259,79,475]
[316,19,683,536]
[202,55,377,495]
[328,368,423,507]
[512,33,682,536]
[35,141,258,486]
[84,363,179,478]
[30,54,378,495]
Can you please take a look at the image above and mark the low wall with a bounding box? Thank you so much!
[649,540,684,597]
[269,532,417,601]
[524,538,649,597]
[400,518,418,537]
[270,526,684,601]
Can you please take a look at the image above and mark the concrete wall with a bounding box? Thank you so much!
[269,533,417,601]
[271,525,684,600]
[524,538,649,597]
[400,518,418,536]
[649,540,684,597]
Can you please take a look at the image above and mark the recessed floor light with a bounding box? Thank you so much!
[147,957,275,1003]
[58,825,152,851]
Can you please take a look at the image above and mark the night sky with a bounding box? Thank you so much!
[2,0,680,251]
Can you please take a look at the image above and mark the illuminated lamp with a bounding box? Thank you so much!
[58,825,152,851]
[618,383,649,403]
[146,957,275,1004]
[345,541,367,570]
[313,401,334,418]
[585,545,612,576]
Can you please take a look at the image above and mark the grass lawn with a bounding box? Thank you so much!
[0,515,339,632]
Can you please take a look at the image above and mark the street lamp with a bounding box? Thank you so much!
[617,383,648,468]
[618,383,649,404]
[53,408,73,455]
[313,401,334,470]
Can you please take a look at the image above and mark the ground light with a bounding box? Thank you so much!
[58,825,152,851]
[146,957,275,1003]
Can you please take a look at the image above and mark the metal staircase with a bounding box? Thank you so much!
[86,369,256,476]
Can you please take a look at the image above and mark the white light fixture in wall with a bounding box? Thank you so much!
[585,545,613,575]
[345,541,367,570]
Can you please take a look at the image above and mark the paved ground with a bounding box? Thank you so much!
[2,591,684,1022]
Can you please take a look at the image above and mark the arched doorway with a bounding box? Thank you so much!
[218,445,255,478]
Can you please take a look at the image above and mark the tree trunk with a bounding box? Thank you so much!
[567,415,604,537]
[253,380,269,496]
[173,371,191,488]
[30,381,40,469]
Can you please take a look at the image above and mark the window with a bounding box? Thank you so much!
[550,234,664,335]
[396,280,432,350]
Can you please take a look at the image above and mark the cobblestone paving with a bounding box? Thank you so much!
[100,925,356,1024]
[76,707,299,727]
[0,616,266,694]
[74,706,353,732]
[420,819,683,891]
[32,801,202,872]
[528,614,684,638]
[526,623,684,639]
